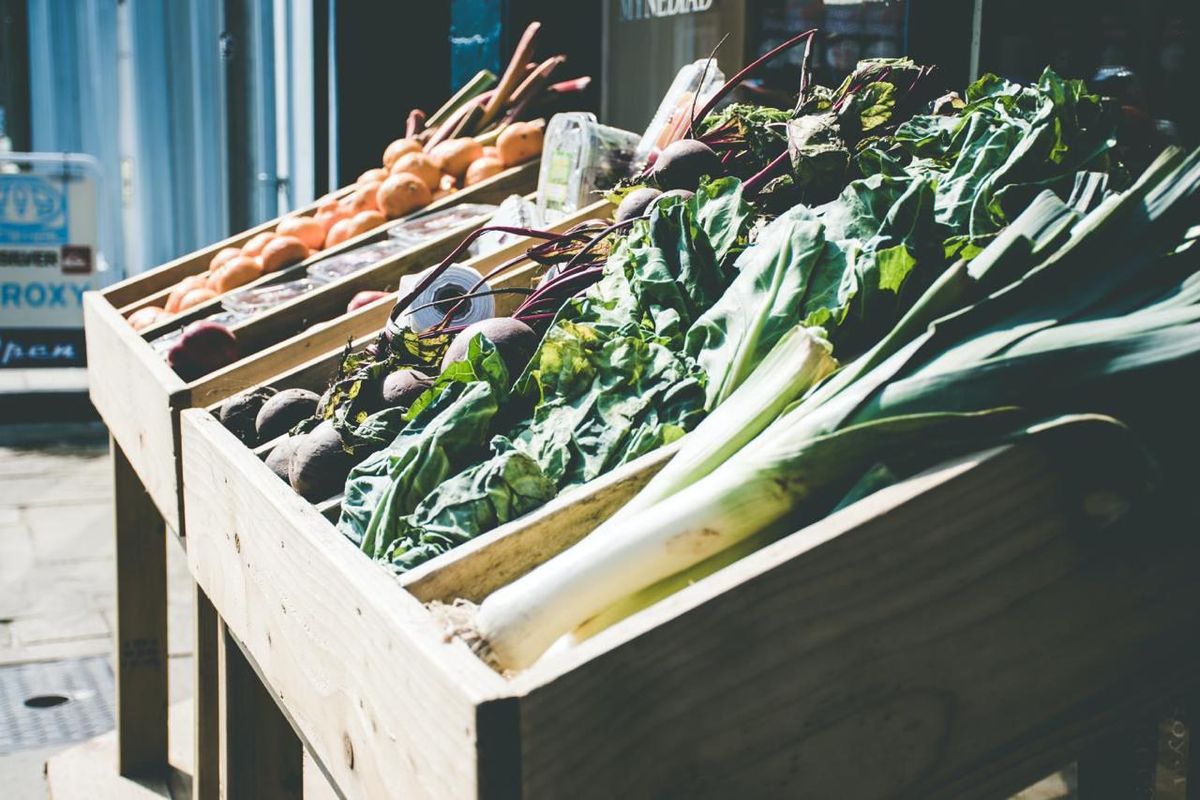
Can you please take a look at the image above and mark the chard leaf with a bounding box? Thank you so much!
[877,244,917,292]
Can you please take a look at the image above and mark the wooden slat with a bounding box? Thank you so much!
[194,586,220,800]
[134,160,539,338]
[508,419,1198,800]
[112,438,169,780]
[85,292,187,529]
[183,409,506,800]
[218,621,303,800]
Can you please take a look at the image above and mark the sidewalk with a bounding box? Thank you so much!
[0,425,193,799]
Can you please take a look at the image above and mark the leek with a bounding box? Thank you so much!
[465,146,1200,672]
[615,325,836,519]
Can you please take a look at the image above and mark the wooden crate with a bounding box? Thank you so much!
[85,160,537,535]
[81,184,614,788]
[181,379,1200,800]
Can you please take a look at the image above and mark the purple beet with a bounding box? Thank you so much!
[382,369,433,408]
[652,139,722,191]
[167,321,239,381]
[614,188,663,223]
[441,317,539,376]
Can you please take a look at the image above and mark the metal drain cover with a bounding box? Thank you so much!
[0,656,115,753]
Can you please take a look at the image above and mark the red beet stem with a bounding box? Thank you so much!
[689,28,818,133]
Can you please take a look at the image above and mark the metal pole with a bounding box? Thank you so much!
[969,0,984,82]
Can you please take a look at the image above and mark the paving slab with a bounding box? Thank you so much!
[0,427,194,798]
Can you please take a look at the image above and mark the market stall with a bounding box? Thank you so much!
[83,10,1200,800]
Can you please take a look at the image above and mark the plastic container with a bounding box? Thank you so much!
[387,203,498,249]
[635,59,727,167]
[537,113,640,223]
[221,275,332,316]
[469,194,544,257]
[307,239,417,282]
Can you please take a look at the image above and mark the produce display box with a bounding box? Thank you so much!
[82,160,540,783]
[182,345,1200,800]
[85,159,537,536]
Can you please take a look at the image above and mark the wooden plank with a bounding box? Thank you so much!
[112,438,169,780]
[85,292,186,529]
[509,420,1200,800]
[219,621,304,800]
[133,160,539,339]
[182,409,506,800]
[194,586,220,800]
[403,442,678,604]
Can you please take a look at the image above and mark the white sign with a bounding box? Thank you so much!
[0,163,99,329]
[619,0,716,22]
[0,154,104,367]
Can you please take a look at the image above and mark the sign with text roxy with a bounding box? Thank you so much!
[619,0,715,21]
[0,154,105,367]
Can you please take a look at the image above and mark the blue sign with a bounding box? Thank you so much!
[0,174,69,245]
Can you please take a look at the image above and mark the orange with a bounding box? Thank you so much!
[349,210,387,237]
[325,217,355,248]
[358,167,388,185]
[465,156,505,186]
[314,208,344,234]
[390,152,441,190]
[377,172,432,219]
[382,138,421,169]
[165,274,208,313]
[428,138,483,179]
[178,287,218,310]
[128,306,166,331]
[259,236,310,273]
[349,181,382,215]
[210,256,263,292]
[276,216,327,250]
[241,231,277,258]
[208,246,241,273]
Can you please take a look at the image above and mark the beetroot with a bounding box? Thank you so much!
[614,188,663,223]
[382,369,433,408]
[289,421,355,502]
[264,436,300,484]
[218,386,277,445]
[255,388,321,440]
[441,317,539,376]
[167,321,239,381]
[652,139,722,191]
[347,290,390,313]
[660,189,695,203]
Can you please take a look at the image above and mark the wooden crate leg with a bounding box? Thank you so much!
[112,437,169,779]
[194,585,220,800]
[1077,720,1159,800]
[218,621,303,799]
